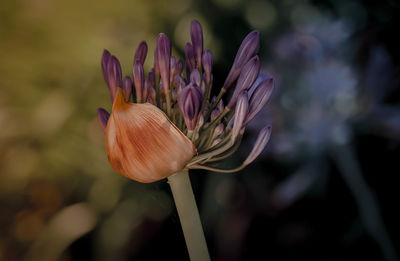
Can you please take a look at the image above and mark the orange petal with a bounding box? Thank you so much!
[106,88,196,183]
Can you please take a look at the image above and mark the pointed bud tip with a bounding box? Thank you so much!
[97,108,110,132]
[134,41,148,65]
[243,125,272,166]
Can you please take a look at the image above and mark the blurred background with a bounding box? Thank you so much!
[0,0,399,260]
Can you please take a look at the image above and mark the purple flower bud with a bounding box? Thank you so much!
[170,56,183,85]
[173,74,186,93]
[190,69,201,87]
[185,61,191,82]
[197,114,204,128]
[170,56,176,84]
[143,79,151,102]
[171,56,177,66]
[101,50,111,84]
[133,60,144,102]
[202,50,213,86]
[213,123,224,138]
[223,31,260,89]
[231,91,249,141]
[200,79,206,95]
[134,41,148,64]
[123,76,132,102]
[107,56,122,102]
[148,69,155,87]
[243,125,272,165]
[218,99,224,112]
[145,69,155,102]
[156,33,171,92]
[191,20,203,68]
[227,56,260,109]
[185,42,195,73]
[97,108,110,133]
[178,83,203,130]
[176,59,183,75]
[248,73,268,97]
[244,77,274,125]
[210,110,219,121]
[211,138,222,147]
[147,85,156,104]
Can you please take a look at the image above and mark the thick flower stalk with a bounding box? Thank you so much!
[97,20,274,260]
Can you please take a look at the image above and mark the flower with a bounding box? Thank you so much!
[98,20,274,182]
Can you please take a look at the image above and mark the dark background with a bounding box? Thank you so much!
[0,0,399,260]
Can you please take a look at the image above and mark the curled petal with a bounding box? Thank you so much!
[106,89,196,183]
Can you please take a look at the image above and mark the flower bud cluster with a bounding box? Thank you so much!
[98,20,274,182]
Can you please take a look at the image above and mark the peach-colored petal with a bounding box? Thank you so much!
[106,89,196,183]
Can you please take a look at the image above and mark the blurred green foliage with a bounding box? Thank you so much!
[0,0,197,259]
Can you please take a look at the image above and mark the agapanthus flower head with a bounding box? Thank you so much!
[98,20,274,182]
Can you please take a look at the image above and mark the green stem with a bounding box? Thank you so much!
[155,74,161,107]
[203,88,226,122]
[200,83,210,116]
[167,170,210,261]
[165,89,172,117]
[202,108,230,133]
